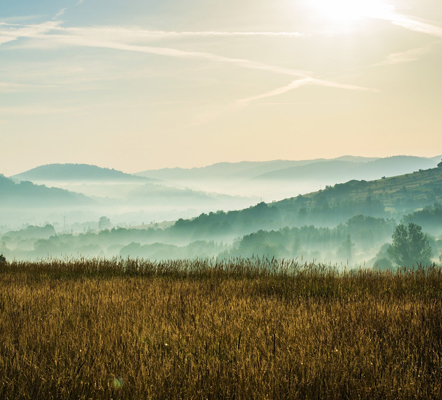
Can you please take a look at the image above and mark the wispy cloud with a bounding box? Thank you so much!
[235,78,378,108]
[383,14,442,38]
[236,79,314,106]
[51,34,379,97]
[0,15,43,23]
[151,30,305,38]
[188,80,314,128]
[51,26,305,41]
[0,21,378,124]
[71,28,305,39]
[187,77,378,129]
[54,8,67,19]
[0,21,61,46]
[310,79,380,93]
[0,22,310,78]
[376,46,431,66]
[45,26,381,92]
[0,82,54,92]
[59,37,311,78]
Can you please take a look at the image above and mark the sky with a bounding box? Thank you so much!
[1,0,441,175]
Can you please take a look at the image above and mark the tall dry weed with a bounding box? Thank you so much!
[0,258,441,399]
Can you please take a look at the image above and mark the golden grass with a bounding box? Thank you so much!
[1,258,442,399]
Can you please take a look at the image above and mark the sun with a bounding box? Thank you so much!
[309,0,394,23]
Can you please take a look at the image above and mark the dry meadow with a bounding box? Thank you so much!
[1,258,441,399]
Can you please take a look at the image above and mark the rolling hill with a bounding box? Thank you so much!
[276,165,442,209]
[162,165,442,241]
[254,156,441,182]
[0,174,92,207]
[10,164,257,211]
[135,156,440,202]
[136,156,379,181]
[13,164,154,183]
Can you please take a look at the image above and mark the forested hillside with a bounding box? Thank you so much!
[3,166,442,266]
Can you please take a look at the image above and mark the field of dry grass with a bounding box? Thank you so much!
[1,258,442,399]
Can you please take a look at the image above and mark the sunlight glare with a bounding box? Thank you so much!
[310,0,394,23]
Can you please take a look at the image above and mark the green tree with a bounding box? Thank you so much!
[99,216,111,230]
[338,234,355,263]
[0,253,5,264]
[374,257,394,271]
[387,223,433,268]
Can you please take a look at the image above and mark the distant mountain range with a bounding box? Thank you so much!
[253,156,440,181]
[0,174,92,207]
[8,164,256,210]
[137,155,441,183]
[13,163,154,183]
[6,156,442,213]
[135,156,375,181]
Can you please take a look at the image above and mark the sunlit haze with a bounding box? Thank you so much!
[1,0,441,175]
[309,0,395,22]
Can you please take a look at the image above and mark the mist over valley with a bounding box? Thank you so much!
[2,155,442,269]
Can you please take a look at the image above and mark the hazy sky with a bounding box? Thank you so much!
[1,0,441,175]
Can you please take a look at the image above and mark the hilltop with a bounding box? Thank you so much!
[10,164,256,211]
[13,164,154,183]
[137,156,440,183]
[136,156,378,181]
[254,156,439,182]
[134,155,441,202]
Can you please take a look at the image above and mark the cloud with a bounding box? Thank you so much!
[0,15,43,23]
[49,35,311,78]
[52,25,305,41]
[54,8,67,19]
[52,35,379,95]
[0,21,61,47]
[0,21,378,123]
[81,29,305,39]
[187,77,378,128]
[384,14,442,38]
[154,30,305,37]
[376,46,432,66]
[236,78,314,106]
[310,79,380,93]
[0,22,311,78]
[236,78,379,107]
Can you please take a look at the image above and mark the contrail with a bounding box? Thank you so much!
[62,26,305,38]
[236,78,379,107]
[53,36,312,78]
[0,21,378,117]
